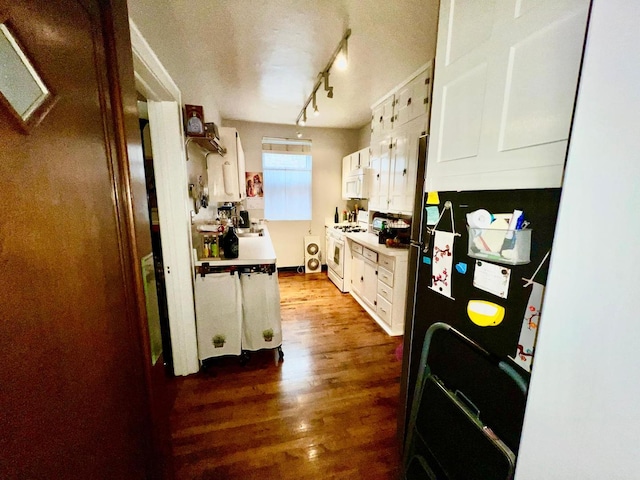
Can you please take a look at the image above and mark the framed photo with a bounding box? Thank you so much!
[184,104,205,137]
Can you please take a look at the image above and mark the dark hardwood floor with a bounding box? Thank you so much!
[169,271,404,479]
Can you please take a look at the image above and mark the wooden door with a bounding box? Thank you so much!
[0,1,170,478]
[426,0,590,191]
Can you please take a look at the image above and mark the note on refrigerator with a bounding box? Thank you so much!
[472,260,511,299]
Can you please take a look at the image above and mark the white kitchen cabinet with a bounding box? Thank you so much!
[426,0,590,191]
[348,239,408,336]
[369,116,427,214]
[394,65,433,129]
[350,249,364,297]
[208,127,246,202]
[341,147,372,200]
[371,95,395,138]
[368,136,392,212]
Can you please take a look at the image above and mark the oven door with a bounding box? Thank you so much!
[327,235,344,278]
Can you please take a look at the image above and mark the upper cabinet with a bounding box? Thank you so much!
[368,64,433,215]
[207,127,246,202]
[342,147,372,200]
[426,0,590,192]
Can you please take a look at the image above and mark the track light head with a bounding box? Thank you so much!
[323,72,333,99]
[335,39,348,70]
[312,91,319,116]
[327,87,333,99]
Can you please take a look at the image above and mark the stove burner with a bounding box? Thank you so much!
[334,225,366,233]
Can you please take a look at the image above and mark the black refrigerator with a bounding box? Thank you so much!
[398,136,562,462]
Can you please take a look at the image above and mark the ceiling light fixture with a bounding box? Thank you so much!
[298,109,307,126]
[323,72,333,99]
[295,29,351,126]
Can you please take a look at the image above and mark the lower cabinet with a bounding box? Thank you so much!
[348,240,408,336]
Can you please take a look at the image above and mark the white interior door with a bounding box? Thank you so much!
[426,0,590,191]
[131,21,199,376]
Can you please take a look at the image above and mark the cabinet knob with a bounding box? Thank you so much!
[361,276,364,282]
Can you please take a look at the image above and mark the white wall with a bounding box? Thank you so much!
[223,120,360,267]
[357,123,371,150]
[516,1,640,478]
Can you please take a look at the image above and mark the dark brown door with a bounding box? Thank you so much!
[0,0,170,478]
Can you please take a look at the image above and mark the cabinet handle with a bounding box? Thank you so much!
[403,168,407,176]
[374,301,377,306]
[379,116,383,123]
[380,308,387,314]
[376,173,380,179]
[361,276,364,281]
[375,270,378,276]
[407,97,412,106]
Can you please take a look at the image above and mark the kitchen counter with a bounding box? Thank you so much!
[194,225,276,267]
[344,232,409,258]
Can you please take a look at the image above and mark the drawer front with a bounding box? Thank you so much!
[378,266,394,288]
[376,295,392,326]
[363,247,378,263]
[379,254,395,272]
[377,279,393,303]
[352,242,363,255]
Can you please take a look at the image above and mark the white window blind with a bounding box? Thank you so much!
[262,137,312,221]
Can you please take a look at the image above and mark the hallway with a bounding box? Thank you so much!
[169,271,403,479]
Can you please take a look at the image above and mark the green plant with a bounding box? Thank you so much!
[262,328,274,342]
[212,334,226,348]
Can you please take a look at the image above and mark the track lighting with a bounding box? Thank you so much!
[335,39,348,70]
[294,29,351,125]
[323,72,333,99]
[298,109,307,126]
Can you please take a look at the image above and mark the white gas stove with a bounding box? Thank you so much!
[326,213,368,292]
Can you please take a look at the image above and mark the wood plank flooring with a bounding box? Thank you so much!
[169,271,404,479]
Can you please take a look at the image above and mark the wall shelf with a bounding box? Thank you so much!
[186,135,226,158]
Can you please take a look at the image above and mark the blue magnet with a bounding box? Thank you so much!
[455,262,468,274]
[422,256,432,265]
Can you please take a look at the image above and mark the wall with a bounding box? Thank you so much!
[515,1,640,478]
[357,122,371,150]
[223,120,360,267]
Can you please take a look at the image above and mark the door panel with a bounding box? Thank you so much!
[0,1,166,478]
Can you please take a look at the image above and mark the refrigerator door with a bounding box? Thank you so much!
[399,135,428,440]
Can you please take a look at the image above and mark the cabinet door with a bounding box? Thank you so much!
[426,0,590,191]
[388,117,425,214]
[350,152,360,171]
[362,260,378,309]
[359,147,371,169]
[350,253,364,296]
[341,155,351,200]
[369,137,391,212]
[372,95,395,138]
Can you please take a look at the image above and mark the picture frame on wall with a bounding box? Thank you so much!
[184,104,205,137]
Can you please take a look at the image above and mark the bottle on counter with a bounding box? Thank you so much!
[334,207,339,223]
[211,235,219,258]
[223,225,239,259]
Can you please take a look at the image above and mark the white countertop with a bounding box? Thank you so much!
[344,232,409,258]
[194,226,277,267]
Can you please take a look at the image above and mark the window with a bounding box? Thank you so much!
[262,137,312,221]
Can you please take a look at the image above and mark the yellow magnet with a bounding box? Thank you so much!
[467,300,505,327]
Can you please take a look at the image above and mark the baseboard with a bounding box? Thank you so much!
[277,265,328,273]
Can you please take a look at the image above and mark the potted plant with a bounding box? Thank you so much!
[212,334,226,348]
[262,328,274,342]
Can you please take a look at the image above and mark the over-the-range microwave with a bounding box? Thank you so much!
[344,167,371,199]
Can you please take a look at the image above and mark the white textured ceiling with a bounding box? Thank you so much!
[128,0,439,129]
